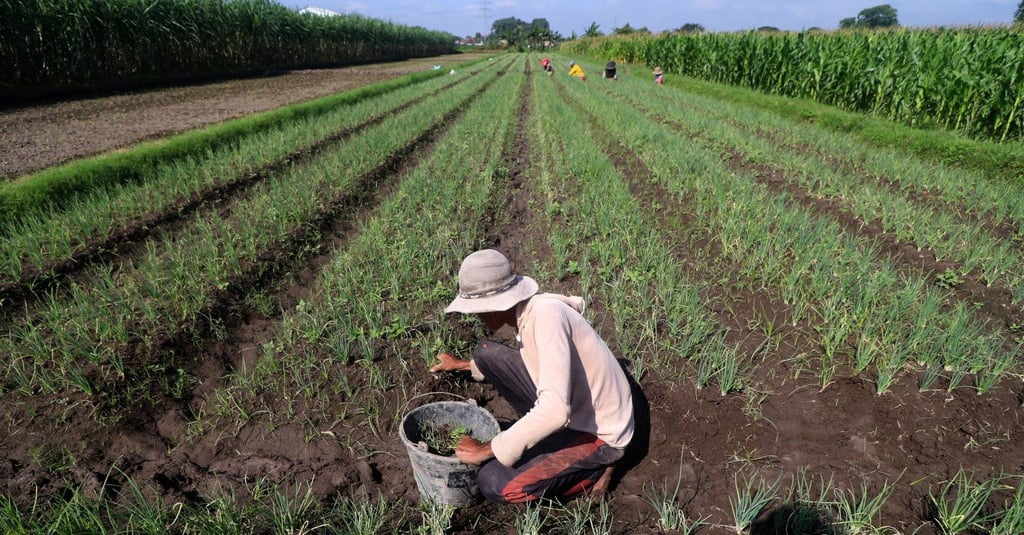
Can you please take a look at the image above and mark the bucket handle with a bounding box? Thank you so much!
[403,391,475,413]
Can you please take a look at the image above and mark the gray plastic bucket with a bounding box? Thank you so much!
[399,400,500,505]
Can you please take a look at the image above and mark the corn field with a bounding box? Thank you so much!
[563,27,1024,142]
[0,0,456,93]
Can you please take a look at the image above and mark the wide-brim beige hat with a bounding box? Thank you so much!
[445,249,538,314]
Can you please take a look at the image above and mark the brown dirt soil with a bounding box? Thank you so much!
[1,55,1023,535]
[0,53,485,179]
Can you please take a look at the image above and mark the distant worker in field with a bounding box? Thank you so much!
[568,61,587,81]
[603,60,617,80]
[431,249,636,503]
[653,66,664,85]
[540,57,554,75]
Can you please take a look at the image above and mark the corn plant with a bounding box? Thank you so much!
[2,0,457,91]
[564,27,1024,141]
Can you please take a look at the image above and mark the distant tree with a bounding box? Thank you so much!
[613,22,635,34]
[490,16,555,48]
[612,23,650,35]
[491,16,526,44]
[583,22,602,37]
[757,26,781,32]
[530,18,551,36]
[526,18,555,47]
[1016,0,1024,22]
[859,4,899,27]
[841,4,899,29]
[676,23,705,33]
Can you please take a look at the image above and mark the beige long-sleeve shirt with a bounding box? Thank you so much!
[471,293,635,466]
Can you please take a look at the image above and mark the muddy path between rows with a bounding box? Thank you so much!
[0,52,490,179]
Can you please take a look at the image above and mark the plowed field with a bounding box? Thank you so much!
[1,53,1022,535]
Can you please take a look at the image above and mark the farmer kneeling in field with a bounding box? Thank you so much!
[568,61,587,81]
[430,249,635,503]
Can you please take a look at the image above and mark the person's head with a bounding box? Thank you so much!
[569,61,575,67]
[445,249,538,325]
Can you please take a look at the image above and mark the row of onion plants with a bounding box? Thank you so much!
[0,61,496,286]
[186,58,526,444]
[534,61,913,534]
[665,88,1024,230]
[0,61,508,399]
[530,67,742,394]
[557,59,1018,395]
[595,72,1024,302]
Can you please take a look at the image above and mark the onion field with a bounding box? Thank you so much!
[1,53,1023,534]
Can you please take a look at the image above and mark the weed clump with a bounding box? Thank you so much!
[419,422,470,456]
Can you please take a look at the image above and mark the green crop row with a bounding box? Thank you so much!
[564,27,1024,142]
[0,59,508,399]
[554,57,1019,395]
[596,69,1024,301]
[527,69,735,392]
[0,58,497,288]
[186,56,526,444]
[0,0,456,92]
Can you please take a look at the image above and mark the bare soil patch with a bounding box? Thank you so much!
[0,53,486,179]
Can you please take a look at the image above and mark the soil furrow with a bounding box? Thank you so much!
[0,75,477,318]
[429,56,544,534]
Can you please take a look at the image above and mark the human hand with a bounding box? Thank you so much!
[429,352,471,373]
[455,435,494,465]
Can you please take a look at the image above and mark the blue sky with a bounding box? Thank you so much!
[279,0,1020,37]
